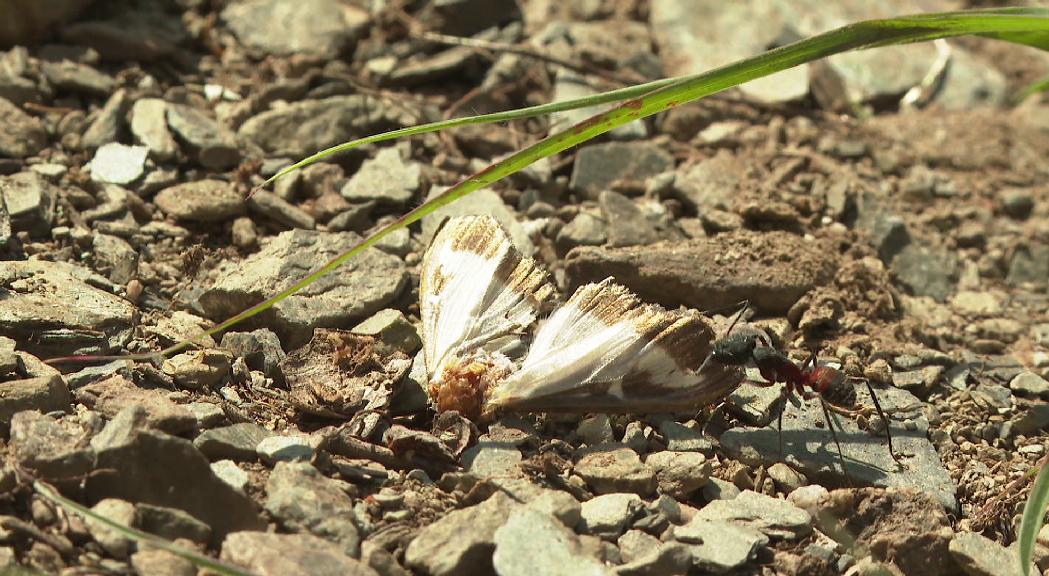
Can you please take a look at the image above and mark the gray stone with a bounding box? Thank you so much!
[950,531,1033,576]
[419,187,534,255]
[154,179,245,223]
[892,244,958,302]
[147,311,216,349]
[351,309,422,356]
[565,230,835,314]
[701,477,741,502]
[0,376,71,425]
[130,549,197,576]
[575,446,656,496]
[237,95,391,158]
[9,410,92,482]
[493,508,611,576]
[223,0,369,57]
[1,171,57,236]
[672,152,742,213]
[195,423,275,461]
[644,451,710,499]
[598,191,663,247]
[90,143,148,185]
[577,493,644,540]
[673,519,768,573]
[721,385,956,510]
[258,435,314,465]
[650,0,808,102]
[463,441,523,479]
[690,490,812,541]
[557,212,607,253]
[165,103,240,170]
[130,98,178,161]
[524,489,582,528]
[614,542,692,576]
[1000,188,1034,220]
[418,0,519,37]
[162,349,232,390]
[576,414,615,446]
[1007,244,1049,288]
[1011,404,1049,436]
[86,407,265,545]
[82,88,130,149]
[220,329,286,381]
[726,380,788,427]
[200,229,406,347]
[221,532,379,576]
[247,190,316,229]
[767,463,807,493]
[86,498,136,559]
[92,233,138,284]
[659,421,713,453]
[0,97,46,158]
[75,375,196,435]
[211,460,249,493]
[617,530,661,564]
[569,142,673,200]
[266,461,361,557]
[135,503,212,544]
[405,492,516,576]
[61,8,186,62]
[341,148,421,208]
[855,197,911,263]
[1011,372,1049,399]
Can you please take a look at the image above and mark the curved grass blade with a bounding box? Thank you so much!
[58,8,1047,362]
[1019,459,1049,576]
[34,481,256,576]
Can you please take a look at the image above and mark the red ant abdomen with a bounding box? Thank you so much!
[809,367,856,408]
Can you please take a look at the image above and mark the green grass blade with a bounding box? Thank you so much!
[1016,73,1049,103]
[1019,460,1049,576]
[33,482,256,576]
[141,9,1049,357]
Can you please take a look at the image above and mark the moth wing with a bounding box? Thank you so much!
[487,279,742,413]
[420,215,554,382]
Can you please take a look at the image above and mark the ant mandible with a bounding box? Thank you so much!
[710,305,903,479]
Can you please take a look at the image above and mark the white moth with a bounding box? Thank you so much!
[420,215,742,420]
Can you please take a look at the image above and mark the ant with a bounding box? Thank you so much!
[710,304,902,480]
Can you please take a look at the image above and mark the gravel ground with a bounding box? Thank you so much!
[1,0,1048,575]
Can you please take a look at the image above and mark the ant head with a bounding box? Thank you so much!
[712,332,758,365]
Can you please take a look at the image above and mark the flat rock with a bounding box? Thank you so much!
[0,97,46,158]
[130,98,178,161]
[247,190,315,230]
[257,435,314,464]
[92,233,138,284]
[165,103,240,170]
[0,375,71,425]
[649,0,808,103]
[463,441,523,479]
[351,309,422,356]
[237,95,392,158]
[575,446,657,496]
[86,498,136,559]
[690,490,812,541]
[614,541,692,576]
[726,380,788,426]
[221,532,379,576]
[577,493,644,540]
[90,142,148,185]
[82,88,130,149]
[9,410,92,482]
[598,192,668,247]
[130,549,197,576]
[341,147,421,208]
[86,406,265,545]
[154,179,245,223]
[220,329,286,381]
[1011,371,1049,399]
[565,230,835,314]
[135,503,212,544]
[419,187,534,255]
[266,461,361,557]
[195,423,275,461]
[493,508,611,576]
[405,492,516,576]
[2,171,57,236]
[644,451,710,499]
[892,243,958,302]
[949,531,1032,576]
[569,142,673,200]
[199,229,406,347]
[720,385,957,510]
[673,518,768,573]
[222,0,369,57]
[75,375,196,435]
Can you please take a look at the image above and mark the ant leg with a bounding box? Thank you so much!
[819,397,852,487]
[863,379,903,464]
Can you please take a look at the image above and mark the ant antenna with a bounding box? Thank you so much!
[723,299,751,336]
